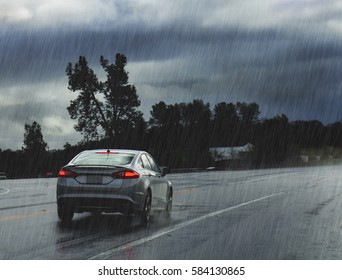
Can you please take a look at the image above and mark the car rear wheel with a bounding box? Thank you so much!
[164,189,173,218]
[140,192,151,225]
[58,208,74,223]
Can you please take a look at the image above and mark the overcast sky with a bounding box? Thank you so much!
[1,0,342,150]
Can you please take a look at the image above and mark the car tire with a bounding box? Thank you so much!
[164,189,173,218]
[58,208,74,223]
[140,192,151,226]
[125,214,134,226]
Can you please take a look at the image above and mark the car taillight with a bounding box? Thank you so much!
[113,170,140,179]
[58,168,76,178]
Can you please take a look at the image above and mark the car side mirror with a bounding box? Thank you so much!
[161,166,170,177]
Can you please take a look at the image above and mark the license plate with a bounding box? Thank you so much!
[87,175,103,184]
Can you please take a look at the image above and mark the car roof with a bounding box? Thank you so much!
[80,149,145,155]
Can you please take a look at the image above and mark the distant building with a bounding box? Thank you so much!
[209,144,254,168]
[299,155,321,163]
[299,155,309,163]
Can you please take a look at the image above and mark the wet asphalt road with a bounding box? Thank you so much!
[1,165,342,260]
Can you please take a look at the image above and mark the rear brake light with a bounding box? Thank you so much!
[58,168,76,178]
[113,170,140,179]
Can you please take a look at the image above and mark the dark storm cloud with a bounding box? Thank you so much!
[256,39,342,119]
[0,26,284,85]
[2,23,341,122]
[212,37,342,123]
[285,41,342,62]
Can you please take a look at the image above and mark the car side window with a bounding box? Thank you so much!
[146,154,161,173]
[141,154,152,170]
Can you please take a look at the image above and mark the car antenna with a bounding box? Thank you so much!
[107,149,110,160]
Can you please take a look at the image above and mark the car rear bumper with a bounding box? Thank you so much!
[57,194,139,215]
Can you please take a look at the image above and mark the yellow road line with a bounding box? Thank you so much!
[173,188,194,196]
[0,210,51,222]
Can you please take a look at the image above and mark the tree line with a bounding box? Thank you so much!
[1,53,342,178]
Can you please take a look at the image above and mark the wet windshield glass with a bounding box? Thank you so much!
[72,152,134,166]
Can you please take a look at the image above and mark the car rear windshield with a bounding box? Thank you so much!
[72,152,135,166]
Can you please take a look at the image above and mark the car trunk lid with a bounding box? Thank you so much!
[67,165,124,187]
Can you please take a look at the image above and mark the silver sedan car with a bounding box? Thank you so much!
[56,149,172,225]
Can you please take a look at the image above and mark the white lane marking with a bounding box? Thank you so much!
[11,187,48,191]
[243,173,292,183]
[88,191,284,260]
[0,187,10,196]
